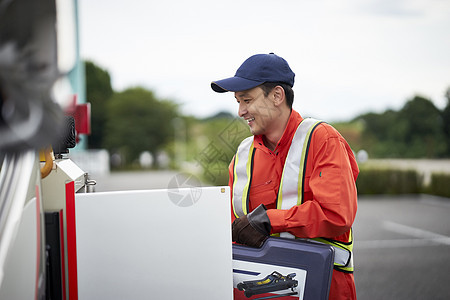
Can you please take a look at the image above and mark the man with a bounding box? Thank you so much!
[211,53,359,300]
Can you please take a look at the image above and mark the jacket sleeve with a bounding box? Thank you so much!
[266,125,359,239]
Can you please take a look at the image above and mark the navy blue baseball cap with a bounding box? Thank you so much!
[211,53,295,93]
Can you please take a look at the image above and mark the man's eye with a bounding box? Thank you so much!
[237,99,251,104]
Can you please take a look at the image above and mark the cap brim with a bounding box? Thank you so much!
[211,76,264,93]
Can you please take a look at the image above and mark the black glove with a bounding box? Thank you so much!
[232,204,271,247]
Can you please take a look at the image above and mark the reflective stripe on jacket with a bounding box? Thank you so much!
[232,117,354,272]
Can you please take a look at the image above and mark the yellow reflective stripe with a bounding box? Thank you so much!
[232,137,253,218]
[232,155,239,218]
[276,172,284,210]
[241,142,254,216]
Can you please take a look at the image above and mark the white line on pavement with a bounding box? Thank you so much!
[356,238,448,249]
[383,221,450,246]
[355,221,450,249]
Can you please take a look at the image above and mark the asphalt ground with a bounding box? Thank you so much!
[91,171,450,299]
[354,195,450,300]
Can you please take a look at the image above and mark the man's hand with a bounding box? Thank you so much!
[232,215,267,247]
[232,204,271,247]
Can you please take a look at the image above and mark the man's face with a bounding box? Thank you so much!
[234,87,279,136]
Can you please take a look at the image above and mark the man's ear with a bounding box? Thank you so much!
[272,85,286,107]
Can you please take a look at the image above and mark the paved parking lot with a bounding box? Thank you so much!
[354,195,450,300]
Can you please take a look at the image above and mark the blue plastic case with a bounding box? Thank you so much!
[232,237,334,300]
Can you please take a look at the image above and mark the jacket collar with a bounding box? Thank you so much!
[253,109,303,152]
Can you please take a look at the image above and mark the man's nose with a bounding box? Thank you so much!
[238,102,247,118]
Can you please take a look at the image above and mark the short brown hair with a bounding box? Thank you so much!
[260,82,294,109]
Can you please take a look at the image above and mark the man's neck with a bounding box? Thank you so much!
[262,109,291,151]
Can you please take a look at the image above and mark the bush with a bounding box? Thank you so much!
[356,168,422,195]
[428,173,450,198]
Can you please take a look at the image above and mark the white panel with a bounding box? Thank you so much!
[75,186,233,300]
[0,198,38,300]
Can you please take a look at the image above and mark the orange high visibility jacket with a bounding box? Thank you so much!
[228,109,359,249]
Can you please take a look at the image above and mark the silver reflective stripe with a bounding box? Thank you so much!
[330,244,351,267]
[346,251,354,269]
[232,136,254,218]
[278,118,321,209]
[280,232,295,239]
[311,239,352,267]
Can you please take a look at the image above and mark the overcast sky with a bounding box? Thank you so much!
[78,0,450,122]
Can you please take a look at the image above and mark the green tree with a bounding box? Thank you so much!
[104,87,179,166]
[357,95,446,158]
[357,109,405,157]
[84,60,113,149]
[398,95,446,157]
